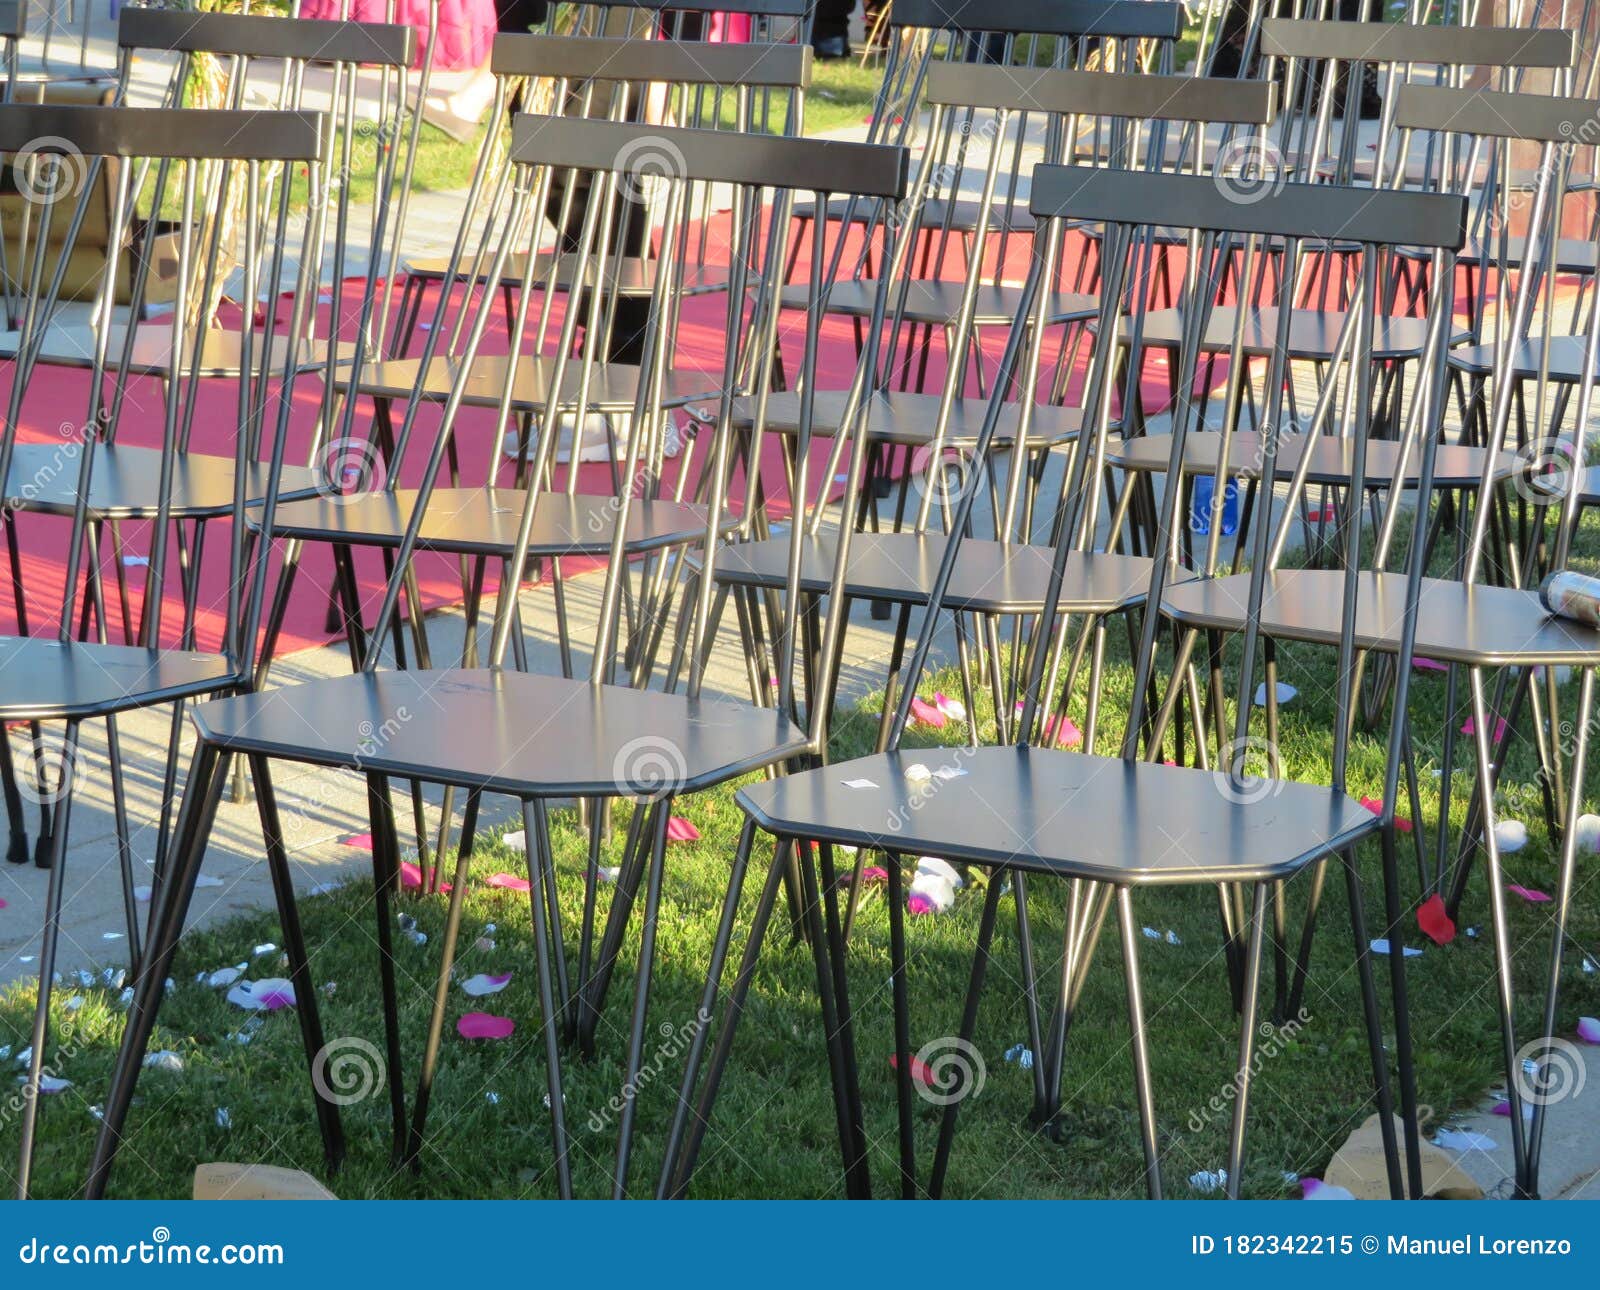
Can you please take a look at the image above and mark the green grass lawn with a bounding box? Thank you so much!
[6,560,1600,1198]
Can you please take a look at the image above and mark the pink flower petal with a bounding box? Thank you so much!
[0,897,7,909]
[666,816,701,843]
[1461,715,1509,742]
[226,978,296,1011]
[861,865,889,884]
[1045,715,1083,749]
[1360,797,1413,833]
[907,892,936,916]
[461,972,513,998]
[909,697,947,729]
[485,873,531,893]
[398,862,451,894]
[340,833,373,850]
[1506,884,1552,903]
[457,1012,514,1040]
[1576,1016,1600,1045]
[889,1052,937,1087]
[1492,1099,1534,1122]
[933,692,967,721]
[1413,656,1448,672]
[1300,1177,1354,1200]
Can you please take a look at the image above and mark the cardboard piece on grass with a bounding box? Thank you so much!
[1322,1113,1482,1199]
[193,1163,336,1201]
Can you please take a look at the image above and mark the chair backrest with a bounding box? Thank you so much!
[337,114,908,732]
[872,161,1464,798]
[559,0,811,46]
[0,103,328,664]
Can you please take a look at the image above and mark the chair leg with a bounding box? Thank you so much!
[364,773,409,1164]
[884,850,918,1199]
[577,799,655,1058]
[613,800,670,1198]
[1340,844,1404,1198]
[1116,886,1162,1198]
[251,753,346,1174]
[0,718,28,866]
[14,721,79,1198]
[406,789,483,1170]
[1224,883,1268,1199]
[86,741,231,1199]
[524,788,574,1199]
[103,715,141,972]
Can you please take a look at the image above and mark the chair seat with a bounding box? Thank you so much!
[737,747,1379,885]
[1449,334,1593,382]
[1162,569,1600,666]
[1452,237,1597,275]
[790,194,1034,234]
[0,638,237,720]
[356,353,715,410]
[1131,306,1448,361]
[260,488,733,557]
[190,669,809,797]
[3,443,323,519]
[713,532,1152,615]
[1109,430,1519,489]
[781,279,1094,328]
[400,249,727,297]
[732,389,1084,448]
[0,323,356,377]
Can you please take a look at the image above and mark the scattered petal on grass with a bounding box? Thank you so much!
[458,1012,514,1040]
[1417,893,1456,946]
[462,972,513,998]
[1253,682,1298,707]
[1576,1016,1600,1045]
[216,1107,232,1129]
[340,833,373,850]
[666,817,701,843]
[916,856,963,888]
[1300,1178,1354,1200]
[203,966,245,989]
[934,692,967,721]
[1370,939,1423,958]
[18,1075,72,1094]
[1413,656,1448,672]
[400,862,451,893]
[226,979,296,1011]
[307,881,344,897]
[908,870,955,915]
[1360,797,1413,832]
[1433,1128,1496,1152]
[143,1051,184,1074]
[1493,1100,1535,1122]
[485,873,531,893]
[1143,926,1161,939]
[1188,1169,1227,1194]
[1461,715,1509,743]
[909,697,947,729]
[1575,815,1600,853]
[253,943,277,958]
[1495,820,1529,853]
[888,1052,936,1087]
[501,830,526,853]
[1166,929,1182,946]
[1506,884,1552,903]
[1003,1044,1034,1070]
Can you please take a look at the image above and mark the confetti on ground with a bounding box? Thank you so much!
[143,1051,184,1074]
[1253,681,1298,707]
[226,979,296,1011]
[1003,1044,1034,1070]
[1506,884,1552,903]
[1370,939,1422,958]
[1493,1100,1534,1122]
[1188,1169,1227,1194]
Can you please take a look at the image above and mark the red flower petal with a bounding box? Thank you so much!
[1506,883,1552,903]
[666,816,701,843]
[1461,715,1509,742]
[485,873,531,893]
[889,1052,937,1087]
[457,1012,514,1040]
[1417,893,1456,945]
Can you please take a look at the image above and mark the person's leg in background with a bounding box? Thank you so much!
[812,0,854,59]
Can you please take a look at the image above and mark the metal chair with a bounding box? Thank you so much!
[662,166,1467,1200]
[85,114,909,1201]
[0,100,329,1198]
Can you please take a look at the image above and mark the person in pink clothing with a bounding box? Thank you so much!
[298,0,497,71]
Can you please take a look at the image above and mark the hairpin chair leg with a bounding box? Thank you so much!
[530,800,571,1020]
[884,852,918,1199]
[86,740,231,1199]
[1117,886,1162,1198]
[661,827,786,1199]
[364,773,410,1164]
[1224,884,1268,1198]
[577,799,657,1059]
[250,753,346,1173]
[1038,881,1113,1136]
[1378,816,1424,1199]
[102,716,142,971]
[928,872,1006,1199]
[1011,873,1049,1119]
[1525,665,1595,1195]
[13,721,79,1197]
[614,800,670,1198]
[523,788,574,1199]
[0,721,25,866]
